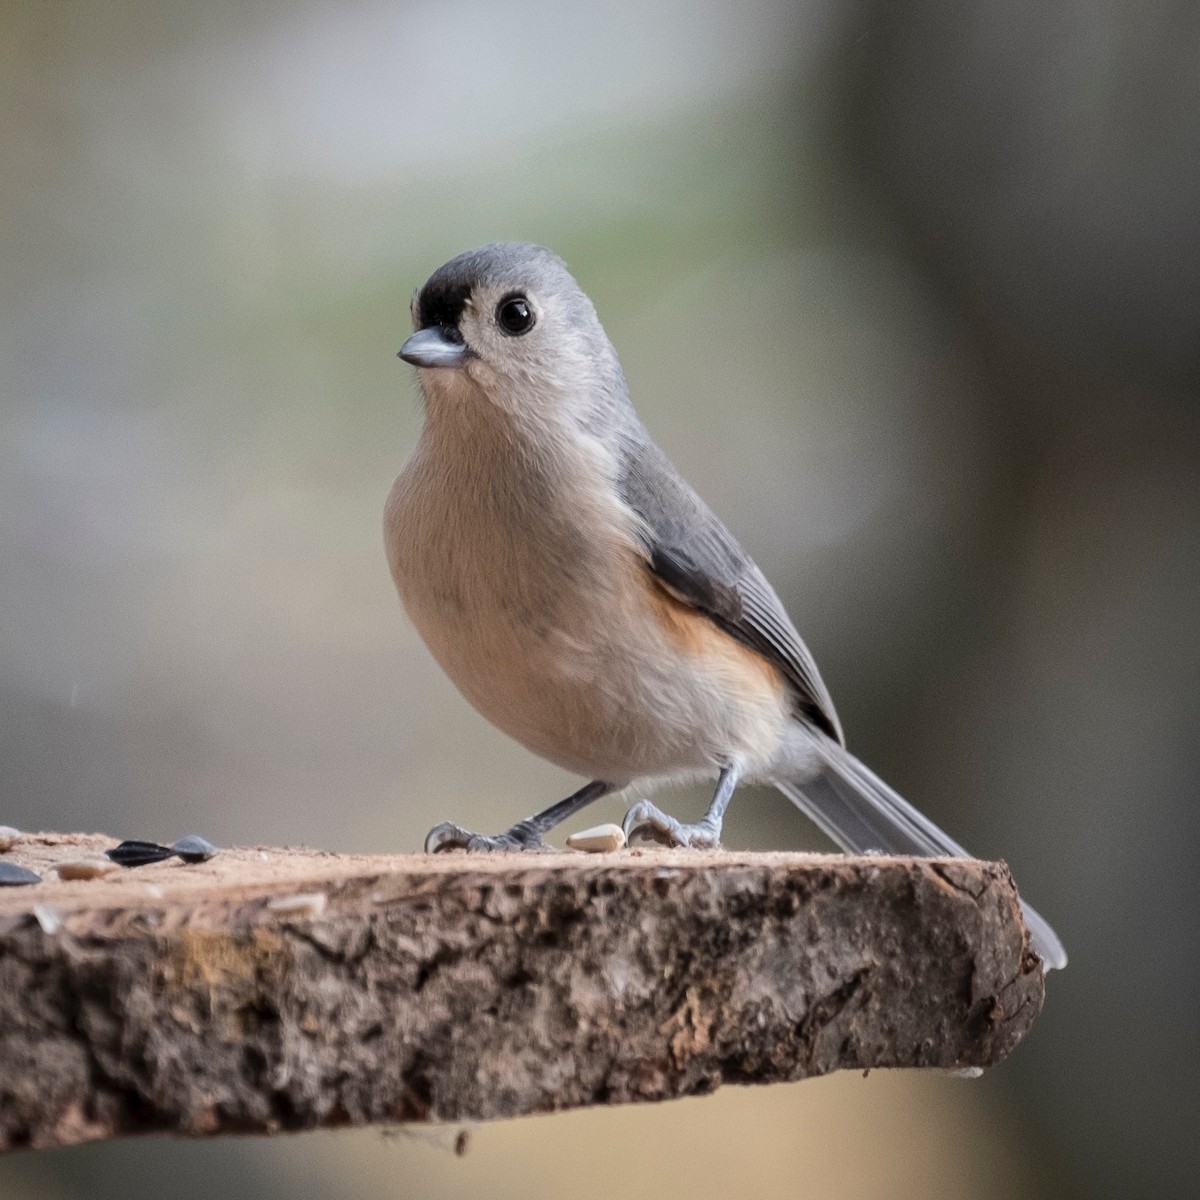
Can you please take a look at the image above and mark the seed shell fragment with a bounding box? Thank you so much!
[0,861,40,886]
[55,857,122,881]
[565,823,626,853]
[171,834,218,863]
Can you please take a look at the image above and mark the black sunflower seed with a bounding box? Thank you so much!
[105,840,176,867]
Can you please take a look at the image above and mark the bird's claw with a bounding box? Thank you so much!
[424,820,545,854]
[424,822,472,853]
[621,800,722,850]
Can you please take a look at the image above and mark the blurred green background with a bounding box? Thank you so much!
[3,1,1197,1197]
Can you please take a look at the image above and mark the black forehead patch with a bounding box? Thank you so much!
[414,243,567,331]
[416,275,472,331]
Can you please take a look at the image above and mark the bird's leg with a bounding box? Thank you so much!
[425,779,614,853]
[622,763,741,849]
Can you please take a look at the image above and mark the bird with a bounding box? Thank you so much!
[384,242,1067,971]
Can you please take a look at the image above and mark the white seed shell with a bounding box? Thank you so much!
[0,826,19,851]
[565,824,626,853]
[267,892,327,917]
[33,904,62,934]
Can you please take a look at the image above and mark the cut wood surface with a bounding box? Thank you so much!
[0,832,1045,1152]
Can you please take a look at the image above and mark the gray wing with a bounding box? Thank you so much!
[618,436,845,745]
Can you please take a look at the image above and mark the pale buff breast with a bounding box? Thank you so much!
[385,421,790,783]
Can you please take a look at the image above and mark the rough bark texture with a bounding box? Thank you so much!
[0,833,1044,1152]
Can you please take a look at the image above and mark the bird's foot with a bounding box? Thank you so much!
[621,800,722,849]
[424,819,546,854]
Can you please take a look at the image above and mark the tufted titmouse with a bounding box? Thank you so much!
[386,243,1066,971]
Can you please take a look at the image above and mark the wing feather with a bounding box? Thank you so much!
[619,436,844,744]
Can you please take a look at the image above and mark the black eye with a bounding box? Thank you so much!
[496,295,535,336]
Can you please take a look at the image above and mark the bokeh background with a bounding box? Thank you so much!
[3,1,1198,1197]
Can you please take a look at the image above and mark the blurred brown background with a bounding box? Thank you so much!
[3,1,1198,1197]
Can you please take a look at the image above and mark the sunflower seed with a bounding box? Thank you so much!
[171,834,217,863]
[565,823,626,853]
[106,839,175,867]
[0,860,40,886]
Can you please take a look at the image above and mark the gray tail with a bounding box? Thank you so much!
[774,738,1067,971]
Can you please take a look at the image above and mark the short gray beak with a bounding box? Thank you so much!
[398,326,469,369]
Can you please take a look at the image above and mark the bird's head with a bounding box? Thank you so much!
[399,243,626,425]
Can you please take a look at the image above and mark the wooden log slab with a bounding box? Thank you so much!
[0,832,1045,1151]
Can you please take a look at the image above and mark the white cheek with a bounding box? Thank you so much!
[461,312,498,358]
